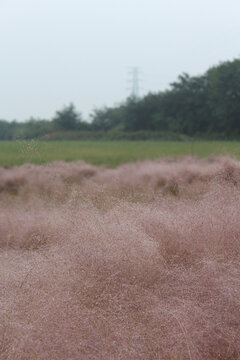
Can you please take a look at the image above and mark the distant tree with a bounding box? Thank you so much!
[85,59,240,137]
[90,107,112,131]
[1,59,240,141]
[53,103,83,130]
[167,73,210,134]
[0,120,12,139]
[121,96,141,131]
[22,118,53,139]
[207,59,240,134]
[90,105,125,131]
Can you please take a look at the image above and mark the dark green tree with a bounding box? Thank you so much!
[207,59,240,134]
[0,120,12,139]
[53,103,83,130]
[91,105,125,131]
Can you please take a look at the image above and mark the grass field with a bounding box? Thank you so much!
[0,140,240,167]
[1,156,240,359]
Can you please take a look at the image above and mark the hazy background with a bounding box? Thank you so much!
[0,0,239,121]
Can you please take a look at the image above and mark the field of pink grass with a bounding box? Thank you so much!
[1,156,240,359]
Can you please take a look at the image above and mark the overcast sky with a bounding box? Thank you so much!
[0,0,239,121]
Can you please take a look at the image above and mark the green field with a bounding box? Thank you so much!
[0,140,240,167]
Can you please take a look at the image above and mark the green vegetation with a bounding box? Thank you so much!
[1,59,240,140]
[0,140,240,167]
[90,59,240,137]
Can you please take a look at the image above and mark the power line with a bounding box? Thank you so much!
[128,67,142,98]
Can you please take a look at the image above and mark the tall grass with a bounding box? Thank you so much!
[1,156,240,359]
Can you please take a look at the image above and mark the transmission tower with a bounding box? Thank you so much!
[128,67,141,98]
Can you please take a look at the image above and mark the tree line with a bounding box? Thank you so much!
[1,58,240,140]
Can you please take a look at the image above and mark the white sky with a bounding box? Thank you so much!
[0,0,239,121]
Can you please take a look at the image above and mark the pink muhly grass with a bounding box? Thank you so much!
[0,156,240,359]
